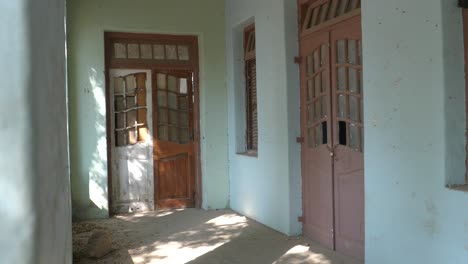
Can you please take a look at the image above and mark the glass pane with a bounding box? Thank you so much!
[338,94,346,118]
[308,128,314,148]
[126,96,136,109]
[321,44,326,66]
[349,68,358,92]
[315,100,321,121]
[358,40,362,65]
[153,45,165,60]
[178,112,189,127]
[126,110,137,127]
[114,77,124,94]
[179,78,188,94]
[169,110,178,125]
[321,121,328,144]
[157,73,167,90]
[178,45,190,60]
[318,3,329,23]
[360,95,364,122]
[158,125,168,141]
[307,104,313,124]
[179,128,190,143]
[349,124,359,150]
[178,97,188,111]
[115,113,125,129]
[165,45,177,60]
[158,108,168,124]
[157,91,167,107]
[349,96,358,121]
[315,125,322,147]
[127,44,139,59]
[313,50,319,73]
[125,75,136,92]
[115,131,126,146]
[140,44,152,59]
[169,126,178,142]
[168,93,177,109]
[138,126,149,142]
[115,96,125,111]
[337,0,348,15]
[349,0,360,10]
[168,75,177,92]
[348,40,356,64]
[359,70,363,92]
[321,71,327,93]
[321,96,327,118]
[114,43,126,59]
[337,40,346,64]
[306,55,313,76]
[307,80,313,101]
[127,129,137,145]
[337,67,346,90]
[315,75,321,97]
[339,121,347,145]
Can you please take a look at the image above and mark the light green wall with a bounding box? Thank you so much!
[67,0,228,220]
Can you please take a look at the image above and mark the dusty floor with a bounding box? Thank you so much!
[73,209,362,264]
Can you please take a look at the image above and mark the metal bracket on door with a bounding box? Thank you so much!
[327,145,337,157]
[294,56,302,64]
[296,136,304,144]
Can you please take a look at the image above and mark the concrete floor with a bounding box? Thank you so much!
[73,209,362,264]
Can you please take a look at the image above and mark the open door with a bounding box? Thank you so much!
[153,71,196,208]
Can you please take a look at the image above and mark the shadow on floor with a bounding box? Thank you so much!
[73,209,362,264]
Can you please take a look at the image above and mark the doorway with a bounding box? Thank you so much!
[299,0,364,260]
[105,32,201,213]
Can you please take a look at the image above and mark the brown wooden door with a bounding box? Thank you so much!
[301,30,334,249]
[153,70,195,208]
[300,11,364,261]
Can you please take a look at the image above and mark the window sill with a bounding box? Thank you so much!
[237,150,258,158]
[447,184,468,192]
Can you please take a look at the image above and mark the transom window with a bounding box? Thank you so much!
[244,24,258,153]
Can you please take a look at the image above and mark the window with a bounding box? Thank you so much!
[114,72,148,146]
[244,24,258,153]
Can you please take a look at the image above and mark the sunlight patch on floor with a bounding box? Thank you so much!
[128,213,248,264]
[274,245,331,264]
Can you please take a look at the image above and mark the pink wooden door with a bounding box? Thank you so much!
[300,30,334,249]
[299,1,364,259]
[330,16,364,259]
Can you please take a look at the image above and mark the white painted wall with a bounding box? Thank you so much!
[67,0,228,220]
[0,0,71,263]
[363,0,468,263]
[226,0,302,235]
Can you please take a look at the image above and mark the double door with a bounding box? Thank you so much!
[300,16,364,260]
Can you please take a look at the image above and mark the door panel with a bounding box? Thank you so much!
[153,71,195,208]
[330,16,364,259]
[301,31,334,249]
[110,69,154,213]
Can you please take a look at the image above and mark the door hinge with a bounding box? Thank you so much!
[294,56,302,64]
[459,0,468,8]
[298,216,304,223]
[296,136,304,144]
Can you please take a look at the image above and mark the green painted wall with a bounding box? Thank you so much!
[67,0,228,220]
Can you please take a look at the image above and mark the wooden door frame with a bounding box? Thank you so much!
[104,32,202,215]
